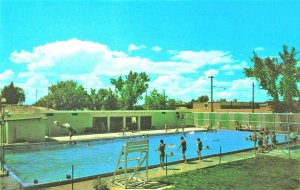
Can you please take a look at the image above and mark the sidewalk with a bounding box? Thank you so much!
[45,151,257,190]
[49,128,206,143]
[0,170,8,177]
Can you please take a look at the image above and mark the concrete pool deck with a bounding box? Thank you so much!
[48,127,207,142]
[1,128,299,190]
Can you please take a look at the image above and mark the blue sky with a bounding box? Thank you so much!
[1,0,300,104]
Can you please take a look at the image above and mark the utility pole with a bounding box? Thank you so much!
[0,98,6,172]
[208,76,214,112]
[252,82,254,113]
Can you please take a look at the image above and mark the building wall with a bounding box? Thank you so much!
[192,102,272,112]
[151,111,186,129]
[44,112,93,136]
[43,110,185,136]
[3,110,299,144]
[192,102,221,111]
[6,118,45,143]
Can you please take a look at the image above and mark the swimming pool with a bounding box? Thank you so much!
[5,130,285,187]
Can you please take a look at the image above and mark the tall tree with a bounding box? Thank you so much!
[186,99,195,109]
[111,71,150,110]
[278,46,300,112]
[244,45,300,112]
[167,98,176,110]
[45,80,90,110]
[90,88,118,110]
[197,95,209,102]
[143,89,165,110]
[1,82,25,104]
[35,95,50,108]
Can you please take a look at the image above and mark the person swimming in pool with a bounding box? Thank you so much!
[204,145,211,150]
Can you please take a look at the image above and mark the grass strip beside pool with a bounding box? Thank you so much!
[156,156,300,190]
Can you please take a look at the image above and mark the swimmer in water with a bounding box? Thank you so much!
[70,140,77,145]
[87,143,92,147]
[204,145,211,150]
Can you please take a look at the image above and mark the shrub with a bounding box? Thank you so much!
[93,177,109,190]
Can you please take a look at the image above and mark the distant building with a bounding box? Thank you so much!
[192,101,272,112]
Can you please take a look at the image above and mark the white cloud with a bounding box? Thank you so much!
[152,46,162,52]
[60,73,103,89]
[220,61,248,70]
[230,78,253,91]
[167,50,178,55]
[10,39,110,73]
[173,50,234,67]
[219,78,266,101]
[15,73,49,104]
[204,69,219,77]
[9,38,261,103]
[149,74,268,102]
[255,47,264,51]
[10,50,38,64]
[150,74,198,100]
[10,39,203,79]
[128,43,146,51]
[10,39,200,103]
[0,70,14,80]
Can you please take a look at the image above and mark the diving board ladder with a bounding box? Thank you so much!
[112,139,149,189]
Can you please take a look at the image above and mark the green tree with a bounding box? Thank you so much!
[186,99,195,109]
[197,95,209,102]
[111,71,150,110]
[42,80,90,110]
[244,45,300,112]
[1,82,25,104]
[96,88,118,110]
[89,88,99,110]
[35,95,50,108]
[167,98,176,110]
[143,89,165,110]
[89,88,117,110]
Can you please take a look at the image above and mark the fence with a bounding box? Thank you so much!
[186,112,300,133]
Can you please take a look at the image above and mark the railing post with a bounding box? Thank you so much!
[288,136,290,158]
[219,145,222,164]
[165,154,168,176]
[287,114,290,158]
[72,165,74,190]
[254,133,257,157]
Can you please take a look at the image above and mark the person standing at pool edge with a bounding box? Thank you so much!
[164,123,168,133]
[158,139,166,169]
[178,136,187,163]
[197,138,203,161]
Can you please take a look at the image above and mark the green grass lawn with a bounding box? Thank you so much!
[157,156,300,190]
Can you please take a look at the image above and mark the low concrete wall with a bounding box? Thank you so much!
[6,116,45,143]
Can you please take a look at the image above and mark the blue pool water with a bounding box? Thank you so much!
[5,130,285,185]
